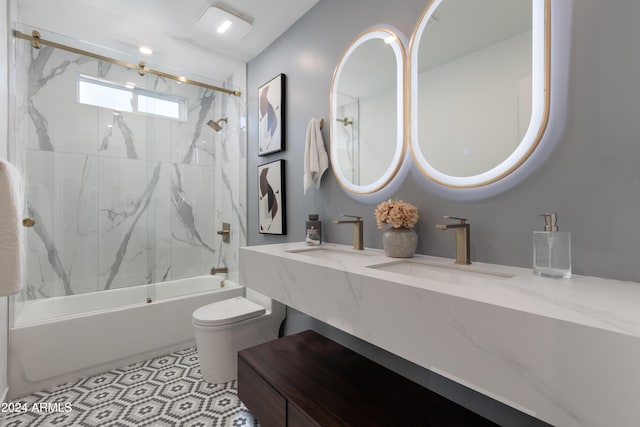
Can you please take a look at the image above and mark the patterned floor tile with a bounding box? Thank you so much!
[165,395,206,420]
[158,379,195,400]
[1,348,259,427]
[78,401,128,425]
[122,397,167,425]
[78,384,124,407]
[120,382,161,403]
[118,368,155,387]
[151,365,187,384]
[148,354,180,371]
[77,371,121,390]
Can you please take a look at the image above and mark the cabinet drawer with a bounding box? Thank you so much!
[287,401,320,427]
[238,357,286,427]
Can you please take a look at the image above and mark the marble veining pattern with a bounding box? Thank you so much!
[240,242,640,427]
[25,203,72,296]
[102,162,163,290]
[13,36,247,306]
[171,164,215,255]
[181,89,215,165]
[431,292,583,425]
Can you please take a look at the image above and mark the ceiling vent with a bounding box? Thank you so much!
[196,4,253,42]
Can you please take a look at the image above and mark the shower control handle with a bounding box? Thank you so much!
[217,222,231,243]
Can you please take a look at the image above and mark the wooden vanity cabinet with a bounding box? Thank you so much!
[238,330,497,427]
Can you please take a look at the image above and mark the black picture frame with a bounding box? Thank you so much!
[258,159,287,235]
[258,74,286,156]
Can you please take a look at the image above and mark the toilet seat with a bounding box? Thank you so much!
[192,296,266,327]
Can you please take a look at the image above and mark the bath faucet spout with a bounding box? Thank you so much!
[333,214,364,250]
[210,267,229,275]
[435,216,471,265]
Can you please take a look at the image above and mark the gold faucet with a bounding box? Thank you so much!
[210,267,229,275]
[435,216,471,265]
[333,214,364,250]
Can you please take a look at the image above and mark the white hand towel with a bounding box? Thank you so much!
[0,159,24,296]
[303,118,328,194]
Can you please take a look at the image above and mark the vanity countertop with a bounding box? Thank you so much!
[243,242,640,338]
[240,242,640,427]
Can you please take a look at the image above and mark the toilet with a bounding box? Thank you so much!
[192,288,285,383]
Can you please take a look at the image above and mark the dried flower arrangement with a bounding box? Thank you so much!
[374,199,419,229]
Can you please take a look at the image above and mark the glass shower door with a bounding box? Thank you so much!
[12,27,246,323]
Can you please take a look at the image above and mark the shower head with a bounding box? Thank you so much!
[207,117,228,132]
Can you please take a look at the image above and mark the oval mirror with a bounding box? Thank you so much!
[410,0,554,194]
[331,28,407,197]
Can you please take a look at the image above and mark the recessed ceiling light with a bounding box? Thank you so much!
[217,20,232,34]
[139,46,153,55]
[197,6,253,42]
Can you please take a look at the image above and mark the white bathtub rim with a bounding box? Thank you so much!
[8,282,246,399]
[13,277,240,327]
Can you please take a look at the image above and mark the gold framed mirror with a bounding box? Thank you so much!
[330,28,407,197]
[409,0,551,191]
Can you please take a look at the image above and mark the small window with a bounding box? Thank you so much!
[78,75,187,121]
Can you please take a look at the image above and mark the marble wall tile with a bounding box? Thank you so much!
[170,163,216,279]
[97,157,170,290]
[27,47,99,155]
[172,88,217,167]
[23,150,98,298]
[14,36,247,302]
[97,110,147,160]
[208,67,247,282]
[144,117,174,164]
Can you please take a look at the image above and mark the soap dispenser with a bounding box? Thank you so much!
[305,214,322,246]
[533,213,571,278]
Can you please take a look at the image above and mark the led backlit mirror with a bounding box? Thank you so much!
[410,0,554,195]
[331,28,406,197]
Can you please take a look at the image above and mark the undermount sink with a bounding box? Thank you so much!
[287,247,372,262]
[367,260,513,284]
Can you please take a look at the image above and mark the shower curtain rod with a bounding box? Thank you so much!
[14,30,241,97]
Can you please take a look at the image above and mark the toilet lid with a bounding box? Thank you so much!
[193,297,266,327]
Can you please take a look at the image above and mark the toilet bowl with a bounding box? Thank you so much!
[192,288,285,383]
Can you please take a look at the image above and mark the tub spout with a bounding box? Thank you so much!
[210,267,228,275]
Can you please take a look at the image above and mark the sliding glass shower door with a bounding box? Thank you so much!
[11,26,246,322]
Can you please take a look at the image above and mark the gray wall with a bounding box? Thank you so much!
[248,0,640,284]
[247,0,639,424]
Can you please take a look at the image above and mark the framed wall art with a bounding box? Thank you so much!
[258,74,286,156]
[258,159,286,235]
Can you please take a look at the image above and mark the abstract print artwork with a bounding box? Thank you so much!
[258,160,286,235]
[258,74,286,156]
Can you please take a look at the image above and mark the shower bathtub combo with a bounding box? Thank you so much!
[9,276,243,399]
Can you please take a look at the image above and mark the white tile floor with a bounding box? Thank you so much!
[1,347,259,427]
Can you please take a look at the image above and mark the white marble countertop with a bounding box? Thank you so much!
[240,242,640,427]
[245,242,640,338]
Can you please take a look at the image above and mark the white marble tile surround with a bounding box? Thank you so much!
[13,41,247,305]
[240,242,640,427]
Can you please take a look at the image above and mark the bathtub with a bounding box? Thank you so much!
[8,276,244,399]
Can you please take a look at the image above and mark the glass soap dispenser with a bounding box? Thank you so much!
[533,213,571,278]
